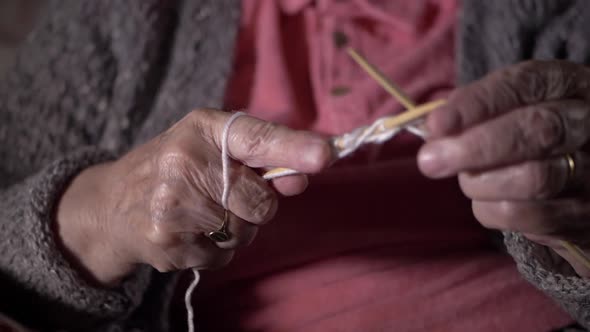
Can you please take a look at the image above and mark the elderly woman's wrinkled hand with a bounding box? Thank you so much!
[418,60,590,277]
[56,110,332,285]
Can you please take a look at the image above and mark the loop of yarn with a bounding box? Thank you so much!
[185,111,246,332]
[185,269,200,332]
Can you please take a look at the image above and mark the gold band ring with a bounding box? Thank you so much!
[564,153,576,184]
[560,154,590,271]
[206,210,230,242]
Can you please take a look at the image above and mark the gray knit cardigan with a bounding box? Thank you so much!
[1,0,590,331]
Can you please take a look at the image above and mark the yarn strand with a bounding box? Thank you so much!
[185,268,200,332]
[185,112,246,332]
[221,112,246,208]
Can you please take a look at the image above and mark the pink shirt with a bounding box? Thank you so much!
[194,1,573,331]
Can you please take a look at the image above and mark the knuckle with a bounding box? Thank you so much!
[494,201,521,229]
[187,108,214,124]
[150,183,181,223]
[158,144,191,169]
[181,110,203,131]
[538,61,575,99]
[464,131,495,164]
[488,72,519,104]
[146,184,191,245]
[157,145,197,180]
[508,61,550,102]
[458,83,496,123]
[472,201,517,231]
[247,186,277,223]
[187,109,203,120]
[497,201,519,220]
[519,106,564,155]
[472,202,497,229]
[511,60,580,101]
[184,109,216,141]
[523,162,556,198]
[242,121,276,159]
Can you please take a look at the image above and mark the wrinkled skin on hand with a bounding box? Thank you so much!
[419,60,590,277]
[56,109,333,286]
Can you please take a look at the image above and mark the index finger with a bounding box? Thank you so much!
[426,60,590,137]
[209,112,335,174]
[418,100,590,178]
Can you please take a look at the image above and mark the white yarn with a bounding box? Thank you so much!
[185,111,246,332]
[334,117,427,159]
[184,268,200,332]
[221,112,246,208]
[405,124,427,138]
[335,120,400,158]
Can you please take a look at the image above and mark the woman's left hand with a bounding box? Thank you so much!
[417,60,590,277]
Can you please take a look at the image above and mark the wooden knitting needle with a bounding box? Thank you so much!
[379,99,444,130]
[561,240,590,270]
[346,48,417,110]
[348,47,590,271]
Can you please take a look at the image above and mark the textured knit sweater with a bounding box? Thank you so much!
[1,0,590,331]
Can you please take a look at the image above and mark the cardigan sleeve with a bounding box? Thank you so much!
[0,0,179,330]
[0,148,158,331]
[504,232,590,330]
[459,2,590,328]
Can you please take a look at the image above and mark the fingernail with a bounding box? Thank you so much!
[418,142,451,178]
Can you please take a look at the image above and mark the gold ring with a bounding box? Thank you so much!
[564,153,576,184]
[206,210,230,242]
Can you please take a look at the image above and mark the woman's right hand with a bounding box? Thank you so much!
[56,109,333,286]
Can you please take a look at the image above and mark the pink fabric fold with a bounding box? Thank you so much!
[225,0,457,135]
